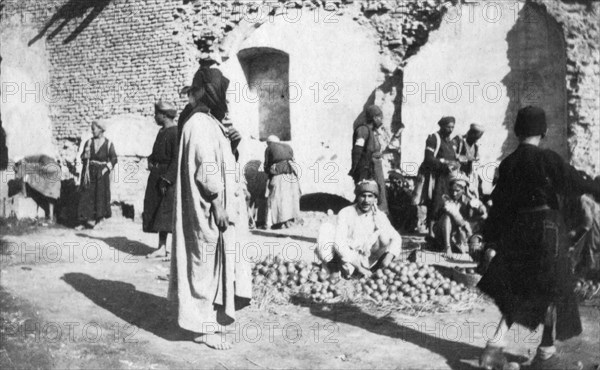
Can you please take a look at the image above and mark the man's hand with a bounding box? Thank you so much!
[357,265,372,278]
[211,200,229,231]
[381,252,395,268]
[228,128,242,143]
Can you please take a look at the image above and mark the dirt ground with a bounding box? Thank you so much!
[1,216,599,370]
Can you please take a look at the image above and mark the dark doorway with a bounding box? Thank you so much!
[238,47,291,141]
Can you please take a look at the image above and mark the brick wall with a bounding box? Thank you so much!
[2,0,194,143]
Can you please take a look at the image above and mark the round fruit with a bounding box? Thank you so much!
[436,288,444,295]
[381,292,389,300]
[389,293,397,301]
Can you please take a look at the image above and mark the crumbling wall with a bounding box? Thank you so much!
[536,0,600,175]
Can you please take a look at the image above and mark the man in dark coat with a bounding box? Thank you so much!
[143,100,179,258]
[477,106,600,370]
[415,116,460,237]
[349,105,388,214]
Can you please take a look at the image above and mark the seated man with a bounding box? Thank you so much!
[316,180,402,278]
[432,172,487,258]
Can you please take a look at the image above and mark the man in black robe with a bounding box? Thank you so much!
[143,100,178,258]
[477,106,600,370]
[415,116,460,237]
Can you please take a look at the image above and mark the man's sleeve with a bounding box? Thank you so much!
[353,126,370,147]
[377,214,402,258]
[107,141,118,169]
[161,129,179,184]
[422,134,445,173]
[190,117,223,199]
[545,149,600,199]
[483,162,509,245]
[333,209,361,265]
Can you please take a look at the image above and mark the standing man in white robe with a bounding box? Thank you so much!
[168,66,251,350]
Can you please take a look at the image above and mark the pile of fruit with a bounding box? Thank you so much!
[252,256,475,306]
[359,261,471,304]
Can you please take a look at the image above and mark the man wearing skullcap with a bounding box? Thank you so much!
[432,172,487,258]
[453,123,485,198]
[263,135,301,229]
[316,180,402,279]
[168,65,250,350]
[76,121,118,229]
[142,100,179,258]
[477,106,600,370]
[414,116,460,237]
[349,104,389,213]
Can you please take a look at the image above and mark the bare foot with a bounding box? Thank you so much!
[443,246,454,260]
[193,333,232,350]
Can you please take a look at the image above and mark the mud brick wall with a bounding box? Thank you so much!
[537,0,600,175]
[2,0,193,143]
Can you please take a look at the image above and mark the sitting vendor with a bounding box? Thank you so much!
[316,180,402,278]
[432,172,487,258]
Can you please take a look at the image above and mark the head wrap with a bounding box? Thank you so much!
[155,100,177,118]
[438,116,456,127]
[354,179,380,198]
[365,105,383,122]
[468,123,485,136]
[449,172,469,188]
[267,135,280,143]
[514,106,547,138]
[92,120,107,132]
[185,67,230,122]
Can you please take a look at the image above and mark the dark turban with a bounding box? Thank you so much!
[190,67,230,122]
[438,116,455,127]
[365,105,383,122]
[514,106,547,138]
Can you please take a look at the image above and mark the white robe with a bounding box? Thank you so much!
[168,112,251,332]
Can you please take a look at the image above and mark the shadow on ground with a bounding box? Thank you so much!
[61,273,193,341]
[75,234,155,256]
[291,296,526,370]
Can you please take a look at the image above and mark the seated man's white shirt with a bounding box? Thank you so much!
[333,205,401,267]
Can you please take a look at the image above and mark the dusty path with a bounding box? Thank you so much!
[1,218,599,369]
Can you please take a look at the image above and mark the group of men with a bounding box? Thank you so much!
[137,59,600,370]
[347,105,488,259]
